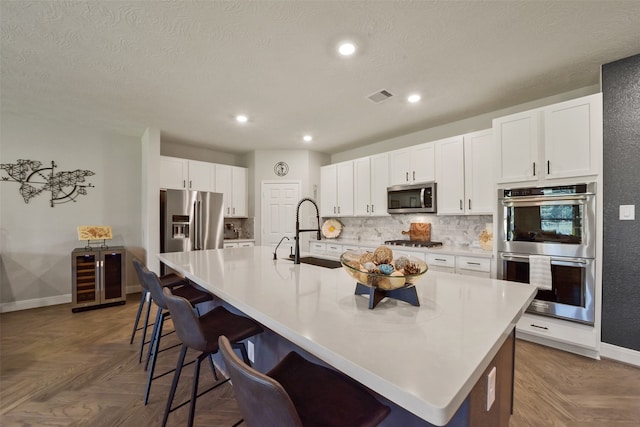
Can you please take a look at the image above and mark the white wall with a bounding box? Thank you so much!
[249,150,329,246]
[0,113,143,310]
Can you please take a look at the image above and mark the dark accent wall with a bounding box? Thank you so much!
[601,54,640,351]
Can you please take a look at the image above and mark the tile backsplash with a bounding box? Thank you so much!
[333,214,493,249]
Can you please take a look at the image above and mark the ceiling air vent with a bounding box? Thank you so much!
[367,89,394,103]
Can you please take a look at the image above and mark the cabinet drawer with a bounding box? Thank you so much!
[342,245,360,252]
[516,313,597,349]
[427,253,456,268]
[224,243,239,248]
[456,256,491,273]
[238,242,254,247]
[310,242,326,254]
[325,243,343,255]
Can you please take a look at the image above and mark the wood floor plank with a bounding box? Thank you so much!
[1,293,639,426]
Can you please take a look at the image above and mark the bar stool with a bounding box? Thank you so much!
[161,287,263,427]
[131,259,189,364]
[129,259,187,347]
[138,264,215,405]
[219,335,390,427]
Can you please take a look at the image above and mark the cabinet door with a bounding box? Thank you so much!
[215,164,233,216]
[336,161,354,216]
[494,110,540,183]
[320,164,337,217]
[353,157,372,216]
[187,160,214,192]
[389,148,411,185]
[159,156,188,189]
[370,153,389,216]
[411,142,436,183]
[102,250,124,302]
[73,252,98,306]
[544,93,601,180]
[231,166,248,217]
[464,129,495,215]
[436,136,465,214]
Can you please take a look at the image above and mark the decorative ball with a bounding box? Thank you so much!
[373,246,393,265]
[359,252,375,265]
[378,264,395,275]
[394,256,410,271]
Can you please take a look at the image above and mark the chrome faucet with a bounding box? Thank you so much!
[273,236,290,260]
[294,197,321,264]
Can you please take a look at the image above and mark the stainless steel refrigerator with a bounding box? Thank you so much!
[160,189,224,255]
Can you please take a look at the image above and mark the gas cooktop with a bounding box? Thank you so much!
[384,240,443,248]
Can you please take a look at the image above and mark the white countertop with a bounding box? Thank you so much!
[158,246,536,426]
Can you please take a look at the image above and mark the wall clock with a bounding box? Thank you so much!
[274,161,289,177]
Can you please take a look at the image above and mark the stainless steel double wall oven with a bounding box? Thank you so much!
[497,183,596,325]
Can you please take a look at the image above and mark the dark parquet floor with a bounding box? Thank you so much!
[1,293,639,426]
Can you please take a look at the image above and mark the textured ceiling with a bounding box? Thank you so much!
[2,1,640,155]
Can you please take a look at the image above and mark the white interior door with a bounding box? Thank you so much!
[262,181,300,254]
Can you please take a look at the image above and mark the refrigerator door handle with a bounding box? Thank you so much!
[193,200,199,250]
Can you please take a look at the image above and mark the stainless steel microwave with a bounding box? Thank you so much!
[387,183,437,214]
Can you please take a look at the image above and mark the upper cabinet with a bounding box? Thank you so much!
[159,156,214,191]
[215,164,248,218]
[320,161,354,217]
[494,93,602,184]
[389,142,435,185]
[353,153,389,216]
[435,130,495,215]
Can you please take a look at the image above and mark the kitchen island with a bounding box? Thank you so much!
[158,246,537,426]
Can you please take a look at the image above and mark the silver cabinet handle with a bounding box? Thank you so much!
[413,171,416,181]
[459,200,463,210]
[371,204,374,213]
[468,199,471,210]
[189,180,192,188]
[533,162,536,176]
[467,262,481,266]
[366,204,369,213]
[337,206,340,214]
[547,160,550,174]
[183,180,186,188]
[333,206,336,214]
[530,324,549,331]
[406,172,409,182]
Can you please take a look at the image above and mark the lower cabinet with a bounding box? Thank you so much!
[224,241,255,248]
[456,256,492,278]
[71,246,125,312]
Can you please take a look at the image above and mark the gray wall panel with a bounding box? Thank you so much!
[601,54,640,351]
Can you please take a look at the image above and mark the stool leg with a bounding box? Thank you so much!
[139,297,154,363]
[145,307,163,370]
[188,354,204,427]
[129,290,147,344]
[144,310,167,405]
[162,344,188,427]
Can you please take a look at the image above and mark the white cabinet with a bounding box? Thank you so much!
[389,142,435,185]
[455,256,491,278]
[354,154,389,216]
[215,164,248,217]
[435,136,465,214]
[494,93,602,184]
[426,253,456,273]
[435,130,495,215]
[320,161,354,217]
[310,241,326,255]
[223,241,254,248]
[159,156,214,191]
[516,312,597,350]
[543,94,602,180]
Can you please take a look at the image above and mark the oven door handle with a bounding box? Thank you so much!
[500,193,593,204]
[500,253,589,264]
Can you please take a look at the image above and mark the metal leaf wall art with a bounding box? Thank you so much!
[1,159,95,207]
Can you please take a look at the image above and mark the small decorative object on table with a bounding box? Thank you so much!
[77,225,112,249]
[341,246,428,309]
[321,218,343,239]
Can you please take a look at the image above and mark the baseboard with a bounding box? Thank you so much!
[516,331,600,359]
[600,342,640,367]
[1,285,142,314]
[0,294,71,313]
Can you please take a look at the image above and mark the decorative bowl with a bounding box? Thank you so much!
[340,249,428,290]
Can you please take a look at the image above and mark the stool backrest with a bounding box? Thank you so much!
[132,259,149,292]
[163,287,208,351]
[218,336,303,427]
[139,266,169,309]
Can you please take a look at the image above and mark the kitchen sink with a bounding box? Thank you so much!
[284,256,343,269]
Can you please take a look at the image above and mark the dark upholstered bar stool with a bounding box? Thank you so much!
[162,287,263,427]
[130,259,187,347]
[138,263,215,405]
[219,335,390,427]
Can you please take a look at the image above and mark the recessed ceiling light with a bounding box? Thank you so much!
[236,114,248,123]
[407,94,421,103]
[303,135,313,143]
[338,42,356,56]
